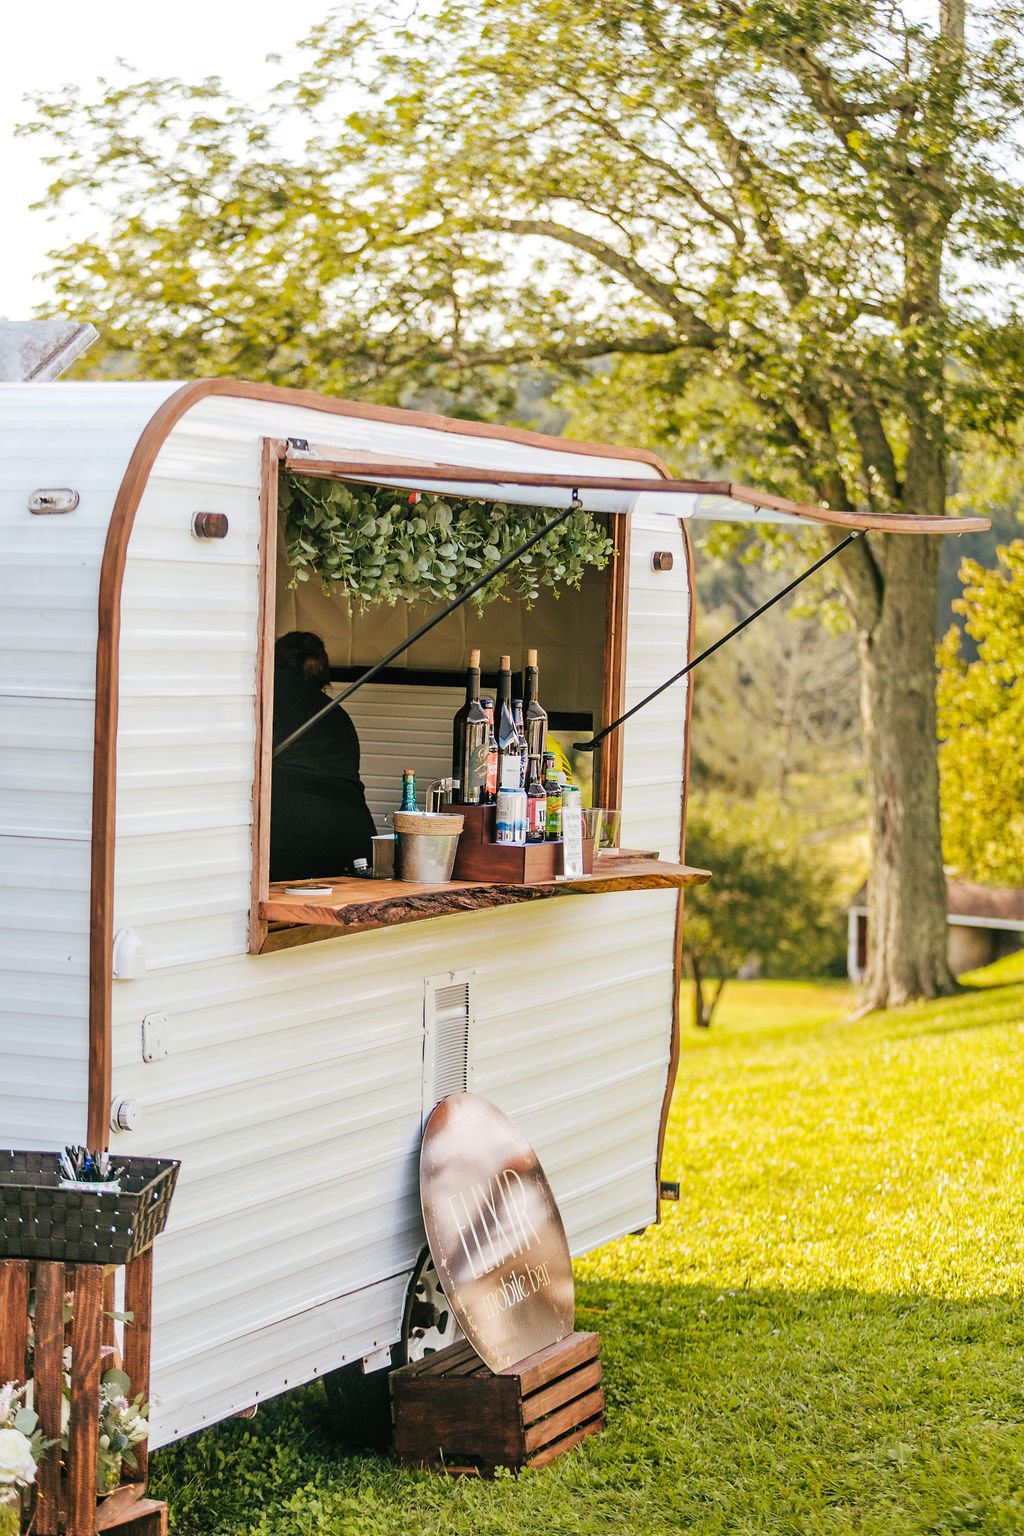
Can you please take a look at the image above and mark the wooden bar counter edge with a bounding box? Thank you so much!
[258,853,711,953]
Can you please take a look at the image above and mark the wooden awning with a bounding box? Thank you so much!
[282,453,990,535]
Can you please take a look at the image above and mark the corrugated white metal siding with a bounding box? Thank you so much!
[0,382,179,1145]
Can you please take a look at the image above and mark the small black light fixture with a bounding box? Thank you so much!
[651,550,674,572]
[191,511,230,540]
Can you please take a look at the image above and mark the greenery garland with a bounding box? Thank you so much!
[279,474,615,609]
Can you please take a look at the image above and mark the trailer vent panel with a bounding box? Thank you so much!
[423,972,474,1123]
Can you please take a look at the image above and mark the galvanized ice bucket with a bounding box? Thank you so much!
[393,811,465,883]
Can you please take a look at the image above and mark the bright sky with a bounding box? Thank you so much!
[1,1,331,320]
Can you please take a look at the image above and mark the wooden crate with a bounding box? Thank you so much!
[391,1331,604,1476]
[451,804,593,882]
[0,1257,167,1536]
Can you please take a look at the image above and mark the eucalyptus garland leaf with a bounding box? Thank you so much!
[280,475,614,608]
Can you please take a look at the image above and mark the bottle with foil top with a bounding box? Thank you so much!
[522,648,548,762]
[512,698,529,789]
[495,655,522,792]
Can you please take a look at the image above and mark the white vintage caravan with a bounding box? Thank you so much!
[0,375,974,1446]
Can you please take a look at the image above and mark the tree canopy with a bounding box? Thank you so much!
[938,542,1024,885]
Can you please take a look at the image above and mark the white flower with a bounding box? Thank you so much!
[0,1428,36,1487]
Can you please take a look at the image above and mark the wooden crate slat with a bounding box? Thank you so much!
[0,1260,29,1381]
[401,1339,479,1378]
[94,1483,146,1530]
[122,1250,154,1484]
[441,1351,488,1379]
[67,1264,104,1536]
[95,1495,168,1536]
[512,1330,599,1394]
[525,1413,605,1472]
[522,1357,603,1426]
[523,1385,605,1454]
[33,1262,68,1535]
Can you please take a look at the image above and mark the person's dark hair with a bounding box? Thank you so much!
[275,631,331,688]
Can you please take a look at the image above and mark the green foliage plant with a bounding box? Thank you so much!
[682,794,840,1027]
[278,475,614,607]
[938,542,1024,885]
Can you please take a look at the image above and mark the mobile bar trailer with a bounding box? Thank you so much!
[0,373,984,1459]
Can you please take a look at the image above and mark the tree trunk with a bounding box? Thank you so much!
[854,535,955,1008]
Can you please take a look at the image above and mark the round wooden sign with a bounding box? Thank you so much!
[419,1092,575,1373]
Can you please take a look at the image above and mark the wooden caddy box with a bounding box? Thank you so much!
[451,804,594,883]
[391,1331,604,1476]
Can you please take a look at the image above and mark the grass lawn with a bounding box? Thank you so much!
[152,958,1024,1534]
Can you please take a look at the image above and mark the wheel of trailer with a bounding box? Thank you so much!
[401,1247,460,1362]
[322,1249,459,1447]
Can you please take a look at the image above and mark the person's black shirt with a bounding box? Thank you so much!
[270,672,377,881]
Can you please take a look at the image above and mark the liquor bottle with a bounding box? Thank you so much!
[399,768,418,812]
[451,648,490,805]
[543,752,562,840]
[495,655,522,792]
[480,697,499,803]
[522,648,548,762]
[525,755,547,842]
[512,699,529,789]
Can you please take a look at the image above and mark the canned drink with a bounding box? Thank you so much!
[496,788,520,843]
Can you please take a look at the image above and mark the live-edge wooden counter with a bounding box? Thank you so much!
[257,854,711,953]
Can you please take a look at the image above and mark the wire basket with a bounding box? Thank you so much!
[0,1150,180,1265]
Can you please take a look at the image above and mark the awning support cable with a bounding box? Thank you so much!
[273,491,584,759]
[575,530,863,753]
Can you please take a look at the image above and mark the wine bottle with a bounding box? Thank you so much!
[496,655,522,792]
[512,698,529,789]
[543,752,562,840]
[480,697,498,803]
[525,756,547,843]
[523,648,548,762]
[452,648,490,805]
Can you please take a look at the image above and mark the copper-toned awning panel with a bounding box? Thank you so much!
[282,455,990,535]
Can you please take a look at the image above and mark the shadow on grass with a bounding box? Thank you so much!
[150,1277,1024,1536]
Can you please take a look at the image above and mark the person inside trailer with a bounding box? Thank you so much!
[270,631,377,881]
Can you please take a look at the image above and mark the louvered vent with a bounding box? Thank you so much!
[423,971,474,1124]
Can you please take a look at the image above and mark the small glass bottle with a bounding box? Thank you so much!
[526,756,547,843]
[480,698,498,803]
[399,768,418,812]
[512,698,529,789]
[543,752,562,840]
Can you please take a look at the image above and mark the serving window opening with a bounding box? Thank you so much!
[249,447,632,950]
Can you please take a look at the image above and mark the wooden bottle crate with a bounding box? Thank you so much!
[391,1331,604,1476]
[451,804,593,883]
